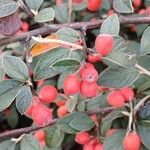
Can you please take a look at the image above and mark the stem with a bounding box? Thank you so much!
[1,15,150,46]
[31,36,83,50]
[135,64,150,77]
[134,95,150,114]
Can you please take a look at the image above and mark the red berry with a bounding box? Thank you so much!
[75,132,90,145]
[87,54,101,63]
[95,34,113,56]
[34,130,45,141]
[21,21,29,32]
[95,143,103,150]
[57,106,68,118]
[80,81,98,98]
[123,132,141,150]
[120,87,134,101]
[106,90,125,107]
[86,0,102,12]
[106,128,116,136]
[81,67,98,83]
[55,100,66,107]
[63,75,81,95]
[72,0,82,3]
[146,7,150,16]
[38,85,57,103]
[31,105,52,126]
[55,0,63,5]
[83,141,95,150]
[133,0,141,7]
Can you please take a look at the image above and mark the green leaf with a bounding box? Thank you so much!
[20,134,40,150]
[140,26,150,55]
[0,67,5,81]
[103,129,126,150]
[0,140,16,150]
[7,106,19,129]
[0,80,24,112]
[100,14,120,35]
[138,125,150,149]
[86,94,108,111]
[70,113,95,131]
[97,65,140,88]
[66,95,78,112]
[53,59,80,72]
[34,47,83,80]
[2,55,29,82]
[72,0,86,11]
[34,7,55,23]
[113,0,134,13]
[101,108,126,136]
[0,0,19,18]
[56,113,79,134]
[45,126,65,149]
[54,4,68,23]
[16,85,32,115]
[25,0,43,11]
[56,27,80,43]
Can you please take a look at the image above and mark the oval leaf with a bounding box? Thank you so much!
[2,55,29,81]
[97,65,140,88]
[113,0,134,14]
[103,129,126,150]
[0,11,21,36]
[0,0,19,18]
[0,140,16,150]
[0,80,24,112]
[16,85,32,115]
[34,7,55,23]
[100,14,120,35]
[20,134,40,150]
[25,0,43,11]
[45,126,65,149]
[56,27,80,43]
[140,26,150,55]
[70,113,95,131]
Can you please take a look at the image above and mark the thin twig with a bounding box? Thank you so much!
[135,64,150,77]
[0,107,114,140]
[1,15,150,46]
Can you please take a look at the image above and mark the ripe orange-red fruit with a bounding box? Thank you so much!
[86,0,102,11]
[132,0,141,7]
[120,87,134,101]
[34,130,45,141]
[83,141,94,150]
[106,90,125,107]
[38,85,57,103]
[81,67,98,83]
[95,34,113,56]
[21,21,29,32]
[55,100,66,107]
[72,0,82,3]
[25,96,42,117]
[106,128,117,136]
[80,81,98,98]
[31,105,52,126]
[75,132,91,145]
[57,106,68,118]
[63,75,81,95]
[95,143,103,150]
[123,132,141,150]
[87,54,101,63]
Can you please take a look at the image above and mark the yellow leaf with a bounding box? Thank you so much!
[30,34,61,57]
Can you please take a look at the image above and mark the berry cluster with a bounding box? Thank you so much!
[25,85,58,126]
